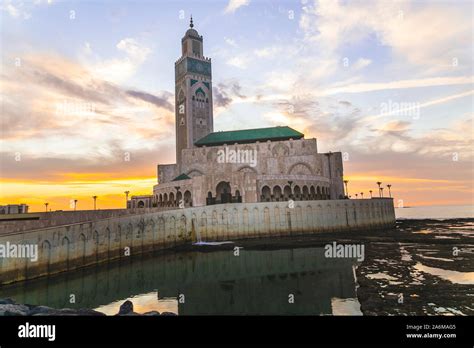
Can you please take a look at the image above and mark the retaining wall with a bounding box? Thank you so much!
[0,198,395,285]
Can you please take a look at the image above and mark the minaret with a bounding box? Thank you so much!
[175,16,214,166]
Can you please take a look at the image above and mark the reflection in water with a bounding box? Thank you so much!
[414,262,474,285]
[0,247,360,315]
[96,293,178,315]
[331,298,362,315]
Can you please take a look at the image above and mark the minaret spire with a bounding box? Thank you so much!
[190,15,194,28]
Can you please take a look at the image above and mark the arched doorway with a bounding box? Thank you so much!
[273,186,282,201]
[261,185,271,202]
[137,201,145,208]
[294,185,301,200]
[310,186,316,199]
[184,190,192,207]
[302,186,309,200]
[235,190,242,203]
[216,181,231,204]
[283,185,292,200]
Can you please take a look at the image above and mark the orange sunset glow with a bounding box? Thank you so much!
[1,0,473,212]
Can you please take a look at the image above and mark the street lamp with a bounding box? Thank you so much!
[343,180,349,198]
[387,184,392,198]
[44,202,49,212]
[92,196,97,210]
[355,193,358,199]
[360,192,364,199]
[369,190,373,198]
[376,182,382,197]
[380,187,384,198]
[74,199,78,211]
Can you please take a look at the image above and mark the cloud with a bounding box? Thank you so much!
[0,0,53,20]
[224,0,250,14]
[126,90,173,111]
[226,55,250,69]
[321,76,474,96]
[0,53,174,160]
[300,0,472,69]
[82,37,152,84]
[212,81,247,109]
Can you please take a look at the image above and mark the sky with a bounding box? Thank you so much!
[0,0,473,212]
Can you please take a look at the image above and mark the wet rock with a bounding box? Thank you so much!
[27,305,54,315]
[0,304,29,316]
[160,311,177,316]
[143,311,161,316]
[118,300,134,315]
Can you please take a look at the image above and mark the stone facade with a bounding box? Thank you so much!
[151,138,344,208]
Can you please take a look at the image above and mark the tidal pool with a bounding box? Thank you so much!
[0,247,361,315]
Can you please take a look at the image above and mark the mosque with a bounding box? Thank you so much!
[129,19,345,209]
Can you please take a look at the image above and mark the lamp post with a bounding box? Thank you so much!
[343,180,349,198]
[44,202,49,212]
[376,182,382,197]
[92,196,97,210]
[124,191,130,208]
[380,187,384,198]
[387,184,392,198]
[369,190,373,198]
[74,199,78,211]
[355,193,358,199]
[360,192,364,199]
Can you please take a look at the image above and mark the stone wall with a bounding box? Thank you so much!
[0,198,395,285]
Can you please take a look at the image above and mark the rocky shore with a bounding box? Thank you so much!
[0,298,176,316]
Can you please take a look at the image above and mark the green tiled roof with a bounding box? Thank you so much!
[172,173,191,181]
[194,126,304,147]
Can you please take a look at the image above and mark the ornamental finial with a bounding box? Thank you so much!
[190,15,194,28]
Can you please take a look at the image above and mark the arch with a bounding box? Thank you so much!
[288,162,313,175]
[59,236,71,271]
[163,193,168,206]
[273,186,282,201]
[42,240,52,274]
[263,207,271,230]
[184,190,192,207]
[169,192,175,206]
[293,185,301,200]
[237,165,257,173]
[261,185,271,202]
[271,143,290,156]
[79,233,87,265]
[317,186,322,200]
[93,230,100,262]
[178,89,185,101]
[283,185,292,200]
[302,185,309,200]
[216,181,231,204]
[137,200,145,208]
[235,189,242,203]
[310,185,316,199]
[106,227,112,259]
[187,169,204,177]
